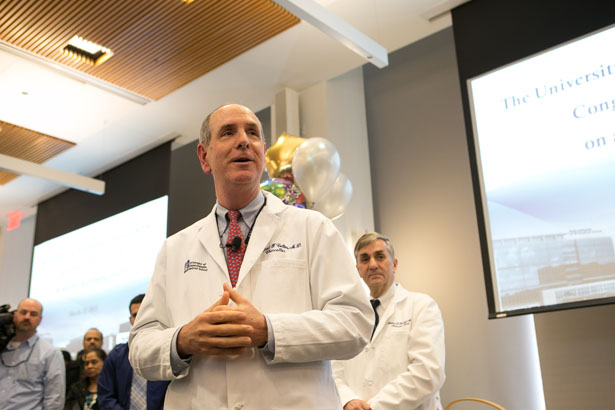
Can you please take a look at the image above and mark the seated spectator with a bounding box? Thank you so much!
[65,348,107,410]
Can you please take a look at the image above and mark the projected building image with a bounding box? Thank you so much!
[494,231,615,311]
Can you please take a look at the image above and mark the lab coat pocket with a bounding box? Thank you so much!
[250,258,310,313]
[377,326,410,375]
[382,325,410,348]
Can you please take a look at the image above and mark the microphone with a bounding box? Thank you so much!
[227,236,242,252]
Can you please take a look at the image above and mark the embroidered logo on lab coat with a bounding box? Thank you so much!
[263,242,302,254]
[184,259,208,273]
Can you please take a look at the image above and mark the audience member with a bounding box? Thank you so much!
[65,348,107,410]
[98,294,169,410]
[67,328,104,393]
[81,329,104,358]
[333,232,446,410]
[0,298,65,409]
[62,350,72,366]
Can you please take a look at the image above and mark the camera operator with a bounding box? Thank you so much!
[0,304,15,352]
[0,298,65,409]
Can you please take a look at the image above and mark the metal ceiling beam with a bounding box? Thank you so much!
[272,0,388,68]
[0,154,105,195]
[0,40,151,105]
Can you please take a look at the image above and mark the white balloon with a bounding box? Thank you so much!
[292,138,340,203]
[313,173,353,220]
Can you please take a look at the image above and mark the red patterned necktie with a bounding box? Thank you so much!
[226,210,246,287]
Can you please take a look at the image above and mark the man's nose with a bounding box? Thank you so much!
[368,257,378,269]
[235,129,250,147]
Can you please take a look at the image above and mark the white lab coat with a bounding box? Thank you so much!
[333,283,445,410]
[129,191,373,410]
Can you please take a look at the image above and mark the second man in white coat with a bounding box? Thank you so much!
[333,232,446,410]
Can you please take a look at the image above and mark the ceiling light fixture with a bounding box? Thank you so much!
[63,35,113,66]
[272,0,388,68]
[0,153,105,195]
[0,40,150,105]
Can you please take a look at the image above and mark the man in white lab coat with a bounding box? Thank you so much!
[333,232,445,410]
[128,103,373,409]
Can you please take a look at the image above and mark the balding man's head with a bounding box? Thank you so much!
[83,328,103,351]
[13,298,43,336]
[199,103,264,146]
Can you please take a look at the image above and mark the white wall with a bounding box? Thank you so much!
[534,304,615,410]
[362,28,545,409]
[299,68,375,249]
[0,214,36,307]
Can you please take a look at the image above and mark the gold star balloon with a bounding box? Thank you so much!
[265,133,306,179]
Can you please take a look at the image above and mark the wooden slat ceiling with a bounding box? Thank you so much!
[0,0,300,101]
[0,120,76,185]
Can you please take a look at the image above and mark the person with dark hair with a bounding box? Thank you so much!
[62,350,72,363]
[0,298,65,409]
[65,348,107,410]
[333,232,446,410]
[129,104,372,409]
[97,294,169,410]
[82,329,104,353]
[67,328,105,395]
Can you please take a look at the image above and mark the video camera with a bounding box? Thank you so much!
[0,304,15,352]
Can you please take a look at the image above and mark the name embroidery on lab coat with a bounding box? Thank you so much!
[387,319,411,327]
[263,242,302,254]
[184,259,208,273]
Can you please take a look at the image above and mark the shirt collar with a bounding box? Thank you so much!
[215,191,265,228]
[8,333,38,350]
[375,282,397,312]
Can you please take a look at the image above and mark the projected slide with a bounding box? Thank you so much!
[30,196,168,354]
[468,25,615,314]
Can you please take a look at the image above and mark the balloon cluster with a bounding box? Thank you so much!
[261,133,353,219]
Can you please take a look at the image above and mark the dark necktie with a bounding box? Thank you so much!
[226,211,246,287]
[370,299,380,341]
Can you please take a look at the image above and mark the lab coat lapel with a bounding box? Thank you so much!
[236,192,282,287]
[197,206,228,278]
[372,284,401,342]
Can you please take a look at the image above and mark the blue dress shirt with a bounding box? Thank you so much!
[0,333,65,410]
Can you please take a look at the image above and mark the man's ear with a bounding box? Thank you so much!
[261,142,267,172]
[197,143,212,174]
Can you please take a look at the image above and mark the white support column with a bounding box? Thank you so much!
[272,88,301,141]
[299,67,375,250]
[0,214,36,307]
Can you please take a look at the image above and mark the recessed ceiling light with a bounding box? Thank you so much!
[63,35,113,66]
